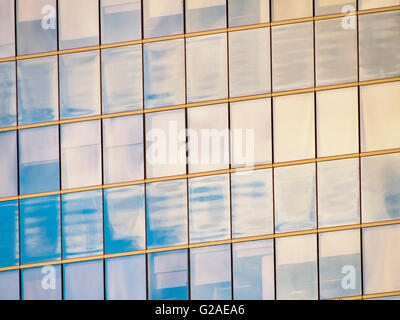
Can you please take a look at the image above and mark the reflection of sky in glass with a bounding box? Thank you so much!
[318,158,360,228]
[22,265,61,300]
[233,240,274,300]
[102,45,143,114]
[189,174,230,243]
[148,249,189,300]
[63,260,104,300]
[62,190,103,259]
[315,0,355,15]
[0,61,16,127]
[20,195,61,264]
[0,131,18,197]
[104,185,145,254]
[275,164,316,233]
[231,170,273,238]
[0,0,15,58]
[228,0,269,27]
[272,0,313,21]
[186,0,226,33]
[106,255,146,300]
[190,244,232,300]
[0,201,19,268]
[0,270,20,300]
[146,180,188,248]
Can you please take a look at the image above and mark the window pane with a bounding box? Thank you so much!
[228,0,269,27]
[0,270,20,300]
[105,255,146,300]
[319,229,361,299]
[0,61,16,128]
[17,56,59,125]
[273,93,315,162]
[0,0,15,58]
[144,39,185,109]
[103,115,144,184]
[20,196,61,264]
[145,109,186,178]
[19,126,60,195]
[62,190,103,259]
[17,0,57,55]
[59,0,99,50]
[61,121,102,189]
[189,174,230,243]
[63,260,104,300]
[231,170,273,238]
[275,163,316,233]
[186,0,226,33]
[148,249,189,300]
[22,265,62,300]
[188,104,229,173]
[190,244,232,300]
[230,98,272,167]
[317,87,359,157]
[186,34,228,103]
[233,240,274,300]
[102,45,143,114]
[146,180,188,248]
[276,234,318,300]
[0,201,19,268]
[318,158,360,228]
[143,0,183,38]
[100,0,141,44]
[0,131,18,197]
[360,82,400,152]
[104,185,145,254]
[229,28,270,97]
[272,0,313,21]
[315,0,356,15]
[359,0,400,9]
[361,153,400,223]
[272,22,314,92]
[359,11,400,81]
[60,51,101,119]
[363,225,400,294]
[315,17,358,86]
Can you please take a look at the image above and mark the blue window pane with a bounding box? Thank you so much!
[319,229,361,299]
[0,131,18,197]
[276,234,318,300]
[186,33,228,103]
[144,39,185,109]
[146,180,188,249]
[231,170,273,238]
[101,0,141,44]
[20,196,61,264]
[104,186,145,254]
[19,126,60,195]
[0,201,19,268]
[228,0,270,27]
[318,158,360,228]
[60,51,101,120]
[22,265,62,300]
[63,260,104,300]
[59,0,99,50]
[233,240,274,300]
[62,190,103,259]
[16,0,57,55]
[17,56,58,125]
[143,0,184,38]
[0,270,20,300]
[148,249,189,300]
[186,0,227,33]
[0,0,15,59]
[102,45,143,114]
[189,174,230,243]
[103,115,144,184]
[274,163,316,233]
[0,61,16,128]
[362,153,400,223]
[61,121,102,190]
[105,255,146,300]
[190,244,232,300]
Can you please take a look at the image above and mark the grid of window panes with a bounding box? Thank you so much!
[0,0,400,300]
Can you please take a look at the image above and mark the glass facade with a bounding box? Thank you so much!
[0,1,400,301]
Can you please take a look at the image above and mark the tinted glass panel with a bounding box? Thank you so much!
[22,265,62,300]
[0,270,20,300]
[0,201,19,268]
[0,131,18,197]
[0,61,16,128]
[315,0,356,15]
[0,0,15,58]
[272,0,313,21]
[228,0,269,27]
[359,0,400,10]
[186,0,226,33]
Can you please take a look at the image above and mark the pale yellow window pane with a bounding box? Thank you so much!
[359,0,400,10]
[315,0,356,15]
[272,0,313,21]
